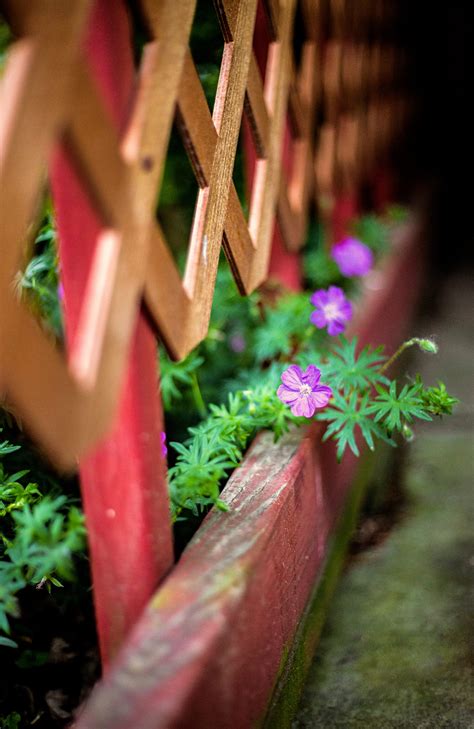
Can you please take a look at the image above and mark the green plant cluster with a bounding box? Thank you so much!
[0,203,80,642]
[164,314,457,518]
[0,427,86,643]
[169,382,300,520]
[161,212,457,519]
[19,200,63,340]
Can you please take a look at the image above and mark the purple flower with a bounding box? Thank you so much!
[277,364,332,418]
[331,237,373,277]
[229,332,246,353]
[310,286,353,336]
[57,282,65,302]
[161,431,167,457]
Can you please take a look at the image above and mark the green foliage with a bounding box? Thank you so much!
[0,563,24,635]
[160,351,205,411]
[351,205,409,256]
[420,380,459,416]
[0,430,85,637]
[0,467,41,519]
[319,392,394,461]
[7,496,86,584]
[0,712,21,729]
[253,293,314,363]
[303,221,345,290]
[315,340,457,461]
[367,381,432,432]
[322,337,389,393]
[169,377,299,520]
[20,202,63,339]
[0,440,20,457]
[351,213,391,255]
[161,203,456,511]
[167,312,456,505]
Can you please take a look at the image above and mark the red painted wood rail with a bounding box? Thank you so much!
[76,222,424,728]
[51,0,173,665]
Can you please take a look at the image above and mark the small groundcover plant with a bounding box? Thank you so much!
[163,214,458,523]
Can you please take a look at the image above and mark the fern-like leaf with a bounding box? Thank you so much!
[323,337,388,394]
[317,392,394,461]
[366,380,432,432]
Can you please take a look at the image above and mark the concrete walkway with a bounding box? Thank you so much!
[293,271,474,728]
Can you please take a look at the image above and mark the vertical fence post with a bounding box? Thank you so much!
[50,0,173,666]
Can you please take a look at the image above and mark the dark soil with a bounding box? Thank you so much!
[0,575,100,728]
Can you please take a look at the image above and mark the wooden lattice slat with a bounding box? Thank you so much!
[0,0,318,468]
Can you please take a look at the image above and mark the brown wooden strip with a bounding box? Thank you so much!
[244,55,270,156]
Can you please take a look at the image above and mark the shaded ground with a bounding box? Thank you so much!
[293,271,474,728]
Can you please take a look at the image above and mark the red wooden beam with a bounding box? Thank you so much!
[50,0,173,665]
[331,191,360,244]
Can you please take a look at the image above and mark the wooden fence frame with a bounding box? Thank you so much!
[0,0,412,720]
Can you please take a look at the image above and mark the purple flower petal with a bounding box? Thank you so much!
[303,364,321,388]
[327,318,347,336]
[229,333,246,352]
[291,395,316,418]
[331,237,373,277]
[310,285,353,336]
[311,385,333,408]
[327,285,346,301]
[280,364,304,390]
[277,384,300,404]
[310,289,329,308]
[277,364,332,418]
[340,300,353,319]
[161,431,167,457]
[310,310,327,329]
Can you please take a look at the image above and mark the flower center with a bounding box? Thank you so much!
[299,384,312,397]
[323,302,339,320]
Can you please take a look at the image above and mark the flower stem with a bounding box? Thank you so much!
[380,337,437,374]
[191,372,207,418]
[380,340,413,374]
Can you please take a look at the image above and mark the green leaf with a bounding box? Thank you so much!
[366,380,432,433]
[351,213,390,255]
[0,440,21,457]
[0,712,22,729]
[318,391,394,461]
[159,351,204,410]
[323,337,388,394]
[420,380,459,416]
[253,293,314,363]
